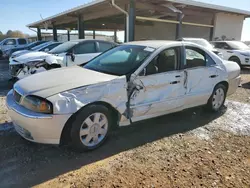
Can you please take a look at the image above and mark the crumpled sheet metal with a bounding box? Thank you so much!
[47,78,128,118]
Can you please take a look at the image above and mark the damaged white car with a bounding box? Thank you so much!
[7,40,241,151]
[9,39,116,79]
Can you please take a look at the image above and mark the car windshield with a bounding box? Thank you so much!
[49,41,78,54]
[84,45,155,76]
[227,41,250,50]
[31,42,50,51]
[187,39,214,50]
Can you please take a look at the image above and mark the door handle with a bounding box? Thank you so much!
[175,75,181,78]
[209,75,218,78]
[170,81,180,84]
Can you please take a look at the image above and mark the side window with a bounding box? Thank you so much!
[74,42,96,54]
[98,42,113,52]
[185,47,206,68]
[46,43,60,51]
[143,47,179,76]
[185,47,216,68]
[3,39,16,45]
[17,39,27,45]
[206,54,216,66]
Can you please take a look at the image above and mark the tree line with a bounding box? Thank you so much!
[0,30,29,41]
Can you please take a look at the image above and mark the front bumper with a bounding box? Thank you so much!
[9,59,24,77]
[6,90,71,144]
[227,75,241,96]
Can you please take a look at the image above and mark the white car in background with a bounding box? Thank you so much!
[212,41,250,66]
[7,40,240,151]
[9,39,116,79]
[181,38,223,58]
[10,41,62,59]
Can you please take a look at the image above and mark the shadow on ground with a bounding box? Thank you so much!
[0,105,226,188]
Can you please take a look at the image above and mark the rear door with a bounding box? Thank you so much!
[69,41,100,66]
[183,45,220,108]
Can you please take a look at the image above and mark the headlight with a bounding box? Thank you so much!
[22,95,53,114]
[240,52,250,57]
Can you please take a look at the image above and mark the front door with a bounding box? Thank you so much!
[183,46,220,108]
[2,39,17,51]
[130,46,186,122]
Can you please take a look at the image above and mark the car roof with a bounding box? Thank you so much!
[182,38,207,41]
[68,39,115,44]
[125,40,180,49]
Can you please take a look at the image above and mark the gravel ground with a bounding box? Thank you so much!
[0,60,249,188]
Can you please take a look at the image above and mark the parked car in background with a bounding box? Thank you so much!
[180,38,223,58]
[7,40,47,57]
[10,41,62,59]
[9,39,116,79]
[0,38,28,58]
[7,40,241,151]
[211,41,250,66]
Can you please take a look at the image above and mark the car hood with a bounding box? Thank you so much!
[13,51,49,64]
[11,50,30,58]
[14,66,118,98]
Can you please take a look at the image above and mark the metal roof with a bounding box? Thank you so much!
[167,0,250,16]
[27,0,250,28]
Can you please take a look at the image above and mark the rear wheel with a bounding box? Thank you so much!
[70,105,111,151]
[206,84,226,112]
[229,56,241,66]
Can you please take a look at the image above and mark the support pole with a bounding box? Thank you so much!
[78,15,85,39]
[175,13,183,40]
[128,0,135,42]
[93,30,96,39]
[114,30,117,42]
[37,28,42,41]
[67,30,70,41]
[53,25,58,41]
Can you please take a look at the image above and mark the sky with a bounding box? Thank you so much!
[0,0,249,41]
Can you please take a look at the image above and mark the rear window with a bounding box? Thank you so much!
[17,39,27,45]
[98,42,113,52]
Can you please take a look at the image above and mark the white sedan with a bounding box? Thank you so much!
[9,39,116,79]
[7,40,240,151]
[212,41,250,66]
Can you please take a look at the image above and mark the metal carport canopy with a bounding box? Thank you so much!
[26,0,250,39]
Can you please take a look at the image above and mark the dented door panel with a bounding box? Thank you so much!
[184,66,220,108]
[130,71,186,122]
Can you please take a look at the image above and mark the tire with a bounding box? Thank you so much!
[0,50,3,59]
[70,104,112,152]
[206,84,226,112]
[229,56,241,66]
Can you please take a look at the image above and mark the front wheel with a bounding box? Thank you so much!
[206,84,226,112]
[70,105,111,151]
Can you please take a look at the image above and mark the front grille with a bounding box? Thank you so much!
[13,89,22,104]
[9,64,24,77]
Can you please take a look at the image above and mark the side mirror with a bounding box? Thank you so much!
[66,52,75,62]
[139,68,146,76]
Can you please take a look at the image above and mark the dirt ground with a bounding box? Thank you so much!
[0,60,250,188]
